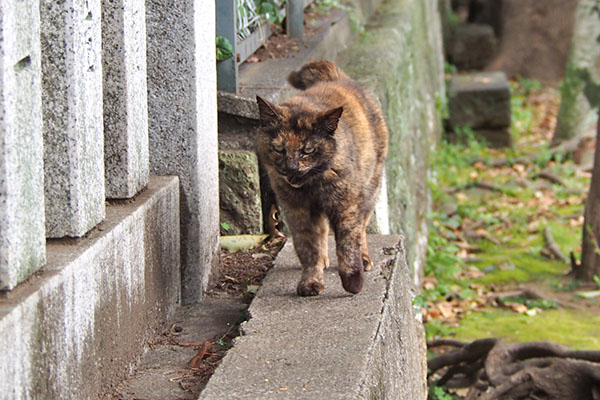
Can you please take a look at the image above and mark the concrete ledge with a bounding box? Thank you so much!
[0,176,181,399]
[199,235,426,400]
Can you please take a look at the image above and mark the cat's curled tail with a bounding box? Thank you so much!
[287,61,349,90]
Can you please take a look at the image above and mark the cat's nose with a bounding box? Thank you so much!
[285,158,299,171]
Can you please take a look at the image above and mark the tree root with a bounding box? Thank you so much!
[542,226,570,263]
[428,338,600,399]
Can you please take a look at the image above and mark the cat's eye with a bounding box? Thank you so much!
[272,143,284,152]
[302,146,315,155]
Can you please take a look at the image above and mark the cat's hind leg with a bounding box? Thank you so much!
[289,212,329,296]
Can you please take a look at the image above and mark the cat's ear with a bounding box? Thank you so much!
[318,107,344,135]
[256,96,282,128]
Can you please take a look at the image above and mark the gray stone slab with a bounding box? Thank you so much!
[102,0,149,199]
[146,0,220,303]
[0,176,180,400]
[40,0,106,238]
[448,23,497,70]
[199,235,426,400]
[219,150,263,235]
[0,0,46,290]
[449,71,511,129]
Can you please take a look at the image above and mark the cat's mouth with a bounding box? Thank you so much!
[285,174,306,188]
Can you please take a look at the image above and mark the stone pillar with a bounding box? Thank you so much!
[40,0,105,238]
[0,0,46,290]
[102,0,149,199]
[147,0,220,303]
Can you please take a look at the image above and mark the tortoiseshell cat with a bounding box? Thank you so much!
[256,61,388,296]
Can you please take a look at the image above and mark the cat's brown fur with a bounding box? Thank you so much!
[256,61,388,296]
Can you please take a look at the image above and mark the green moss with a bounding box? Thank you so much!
[454,309,600,350]
[556,58,586,141]
[547,220,582,254]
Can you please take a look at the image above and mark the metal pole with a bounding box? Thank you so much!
[286,0,304,39]
[216,0,238,93]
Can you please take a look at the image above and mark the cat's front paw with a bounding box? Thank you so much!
[297,280,325,296]
[339,269,364,294]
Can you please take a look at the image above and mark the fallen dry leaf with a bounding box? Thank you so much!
[505,302,528,314]
[473,161,487,171]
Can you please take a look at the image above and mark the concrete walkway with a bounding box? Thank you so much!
[199,235,426,399]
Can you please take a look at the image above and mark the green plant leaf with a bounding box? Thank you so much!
[216,36,234,61]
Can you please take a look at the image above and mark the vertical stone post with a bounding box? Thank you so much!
[102,0,149,199]
[40,0,105,238]
[0,0,46,290]
[147,0,220,303]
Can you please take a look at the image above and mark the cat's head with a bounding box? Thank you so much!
[256,96,343,189]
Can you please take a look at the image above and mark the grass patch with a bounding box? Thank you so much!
[454,309,600,350]
[424,79,596,354]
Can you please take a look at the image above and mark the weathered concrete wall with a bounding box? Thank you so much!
[146,0,220,303]
[337,0,445,282]
[0,177,180,400]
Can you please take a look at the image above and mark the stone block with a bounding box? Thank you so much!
[40,0,106,238]
[146,0,220,303]
[449,71,511,129]
[0,176,180,399]
[219,150,263,235]
[102,0,149,199]
[0,0,46,290]
[476,128,512,148]
[448,23,497,70]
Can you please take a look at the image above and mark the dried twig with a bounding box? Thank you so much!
[531,169,567,187]
[188,341,213,369]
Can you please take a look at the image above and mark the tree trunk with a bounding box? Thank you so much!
[577,108,600,281]
[553,0,600,144]
[484,0,577,84]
